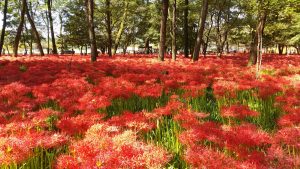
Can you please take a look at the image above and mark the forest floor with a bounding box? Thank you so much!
[0,54,299,168]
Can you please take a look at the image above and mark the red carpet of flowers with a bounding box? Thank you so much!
[0,54,299,168]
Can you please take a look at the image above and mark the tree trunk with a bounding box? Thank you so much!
[158,0,169,61]
[86,0,97,62]
[112,1,129,55]
[278,44,284,55]
[45,11,50,54]
[25,23,33,55]
[145,38,150,54]
[106,0,112,57]
[248,29,258,66]
[295,45,300,54]
[216,0,229,58]
[25,0,44,56]
[183,0,189,58]
[192,0,209,61]
[216,9,223,57]
[171,0,177,61]
[59,13,64,54]
[47,0,58,54]
[203,14,214,56]
[256,3,267,78]
[22,26,27,55]
[13,0,27,57]
[0,0,8,56]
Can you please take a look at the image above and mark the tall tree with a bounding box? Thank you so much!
[171,0,177,61]
[248,0,267,66]
[183,0,189,58]
[25,0,44,56]
[192,0,209,61]
[256,0,267,77]
[0,0,8,55]
[112,1,129,55]
[47,0,58,54]
[158,0,169,61]
[13,0,26,57]
[106,0,112,57]
[86,0,97,62]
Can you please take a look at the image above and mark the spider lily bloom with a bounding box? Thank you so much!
[56,124,170,169]
[221,105,259,120]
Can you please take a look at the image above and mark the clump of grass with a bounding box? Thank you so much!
[19,64,28,72]
[40,100,64,112]
[144,116,188,169]
[189,86,221,122]
[217,89,282,131]
[102,92,169,119]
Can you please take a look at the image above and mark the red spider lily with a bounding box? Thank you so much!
[213,80,238,99]
[221,105,259,120]
[275,127,300,148]
[179,122,225,148]
[77,92,111,112]
[224,124,271,160]
[56,124,170,169]
[278,108,300,127]
[184,146,258,169]
[256,76,288,99]
[153,99,184,117]
[134,84,163,98]
[57,112,104,136]
[174,109,208,129]
[0,136,33,165]
[108,111,155,132]
[266,144,300,169]
[28,109,60,128]
[55,155,80,169]
[95,77,136,99]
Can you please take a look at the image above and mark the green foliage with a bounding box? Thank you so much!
[40,100,64,112]
[103,92,169,118]
[19,64,27,72]
[144,116,188,169]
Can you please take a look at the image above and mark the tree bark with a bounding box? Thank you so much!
[145,38,150,54]
[44,11,50,54]
[203,14,214,56]
[192,0,209,61]
[216,0,230,58]
[295,45,300,54]
[106,0,112,57]
[158,0,169,61]
[278,44,284,55]
[13,0,27,57]
[59,13,64,54]
[47,0,58,54]
[0,0,8,56]
[112,1,129,55]
[248,29,257,66]
[183,0,189,58]
[171,0,177,61]
[86,0,97,62]
[25,23,33,55]
[25,0,44,56]
[256,2,267,78]
[22,24,27,55]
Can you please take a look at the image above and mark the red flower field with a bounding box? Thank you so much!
[0,54,299,168]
